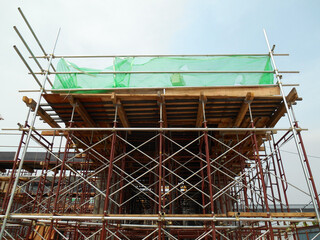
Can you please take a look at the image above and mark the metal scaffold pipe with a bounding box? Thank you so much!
[33,70,299,74]
[2,127,307,132]
[17,83,300,92]
[0,214,317,223]
[0,28,61,240]
[263,28,320,226]
[31,53,289,58]
[18,7,57,73]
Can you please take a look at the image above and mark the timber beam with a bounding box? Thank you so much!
[68,96,96,127]
[110,93,130,130]
[233,92,254,127]
[266,88,298,127]
[23,96,60,128]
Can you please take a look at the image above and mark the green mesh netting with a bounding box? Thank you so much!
[53,56,274,92]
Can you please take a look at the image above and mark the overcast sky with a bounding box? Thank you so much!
[0,0,319,204]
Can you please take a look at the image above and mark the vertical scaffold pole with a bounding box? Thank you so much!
[0,28,61,240]
[248,103,275,239]
[202,100,216,239]
[199,139,209,240]
[158,102,164,240]
[0,107,31,213]
[48,105,75,239]
[290,107,320,208]
[263,29,320,225]
[101,105,118,240]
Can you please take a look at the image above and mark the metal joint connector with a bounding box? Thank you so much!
[199,98,207,104]
[71,103,78,108]
[17,123,23,130]
[157,101,164,106]
[158,213,164,222]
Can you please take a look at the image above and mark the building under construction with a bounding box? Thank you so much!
[0,8,319,240]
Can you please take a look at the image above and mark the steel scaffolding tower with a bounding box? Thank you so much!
[0,8,319,240]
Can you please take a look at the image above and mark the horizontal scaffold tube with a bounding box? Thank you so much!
[0,214,316,223]
[18,83,300,92]
[33,70,299,74]
[20,220,297,230]
[2,127,306,132]
[31,53,289,58]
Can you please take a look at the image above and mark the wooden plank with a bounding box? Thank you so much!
[62,86,280,99]
[227,211,317,218]
[41,130,67,136]
[266,88,298,127]
[68,96,96,127]
[23,96,60,128]
[0,177,30,181]
[233,92,254,127]
[165,86,279,97]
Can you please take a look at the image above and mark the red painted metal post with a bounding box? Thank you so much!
[101,121,117,239]
[1,123,28,213]
[158,120,164,240]
[199,139,209,240]
[49,121,74,239]
[250,124,275,240]
[294,123,320,209]
[203,121,216,240]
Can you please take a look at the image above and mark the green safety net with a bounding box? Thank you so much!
[53,56,274,92]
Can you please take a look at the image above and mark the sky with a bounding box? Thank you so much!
[0,0,319,204]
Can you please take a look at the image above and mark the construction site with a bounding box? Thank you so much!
[0,8,319,240]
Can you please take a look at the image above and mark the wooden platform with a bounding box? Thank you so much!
[18,85,301,176]
[40,85,298,129]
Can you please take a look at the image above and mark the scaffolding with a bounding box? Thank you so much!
[0,8,319,240]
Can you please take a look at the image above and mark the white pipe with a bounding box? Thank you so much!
[33,70,299,75]
[17,83,299,92]
[32,53,289,58]
[2,127,306,132]
[0,214,317,222]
